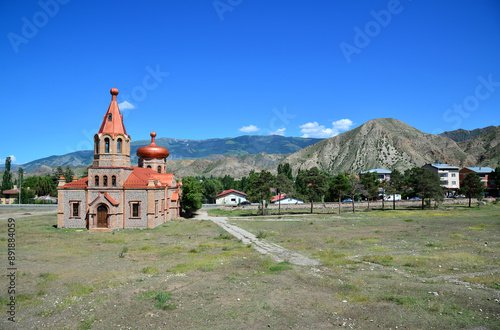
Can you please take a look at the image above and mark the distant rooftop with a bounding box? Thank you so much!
[360,168,391,174]
[428,164,460,170]
[464,167,495,173]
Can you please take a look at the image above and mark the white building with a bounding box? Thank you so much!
[215,189,248,205]
[422,163,460,192]
[270,194,304,204]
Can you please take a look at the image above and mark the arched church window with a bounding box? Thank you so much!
[157,166,161,173]
[95,175,99,186]
[105,138,110,153]
[112,175,116,187]
[117,138,122,153]
[108,113,112,121]
[103,175,108,187]
[147,165,152,169]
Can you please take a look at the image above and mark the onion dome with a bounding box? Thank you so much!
[136,132,169,159]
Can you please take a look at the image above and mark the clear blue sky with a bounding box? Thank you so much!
[1,0,499,165]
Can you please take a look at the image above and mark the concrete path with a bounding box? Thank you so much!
[0,209,57,220]
[195,210,320,267]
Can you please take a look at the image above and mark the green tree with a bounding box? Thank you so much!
[493,166,500,196]
[379,179,389,211]
[387,169,405,210]
[180,177,203,217]
[16,187,35,204]
[221,175,235,191]
[52,166,65,186]
[24,174,57,197]
[297,167,328,214]
[277,163,293,181]
[460,172,484,207]
[238,176,248,193]
[294,169,307,198]
[361,171,379,209]
[202,179,224,204]
[246,170,275,215]
[64,165,75,183]
[346,174,362,213]
[407,168,444,209]
[274,173,294,215]
[18,167,24,185]
[1,156,14,191]
[329,173,351,214]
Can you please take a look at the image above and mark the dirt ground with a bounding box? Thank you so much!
[0,206,499,329]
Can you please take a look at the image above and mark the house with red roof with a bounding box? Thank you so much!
[215,189,247,206]
[270,194,304,204]
[57,87,181,230]
[0,186,20,204]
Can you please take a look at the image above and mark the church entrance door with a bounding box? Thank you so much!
[97,205,108,228]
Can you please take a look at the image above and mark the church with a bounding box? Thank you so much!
[57,87,181,230]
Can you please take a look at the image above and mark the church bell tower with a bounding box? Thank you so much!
[92,87,131,168]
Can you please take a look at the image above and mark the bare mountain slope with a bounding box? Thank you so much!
[458,125,500,166]
[283,118,475,174]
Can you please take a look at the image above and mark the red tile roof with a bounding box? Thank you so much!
[62,177,89,188]
[104,192,119,206]
[123,167,176,188]
[97,88,128,138]
[270,194,287,203]
[215,189,247,198]
[1,189,19,195]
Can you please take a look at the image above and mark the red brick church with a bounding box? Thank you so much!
[57,87,181,230]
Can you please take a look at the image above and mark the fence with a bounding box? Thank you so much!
[221,198,483,211]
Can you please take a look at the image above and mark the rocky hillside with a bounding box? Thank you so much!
[458,126,500,166]
[283,118,477,175]
[439,126,495,142]
[167,153,287,179]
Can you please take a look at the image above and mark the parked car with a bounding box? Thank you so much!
[384,194,401,201]
[240,201,251,205]
[409,197,421,201]
[454,194,466,199]
[342,199,353,203]
[484,196,496,200]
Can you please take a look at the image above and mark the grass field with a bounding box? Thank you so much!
[0,205,499,329]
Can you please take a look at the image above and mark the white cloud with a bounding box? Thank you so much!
[0,155,16,165]
[300,119,354,138]
[239,125,260,133]
[270,128,286,136]
[118,101,135,110]
[300,122,335,138]
[332,119,354,131]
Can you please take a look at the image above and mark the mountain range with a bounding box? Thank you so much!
[7,119,500,178]
[438,126,495,142]
[16,136,320,177]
